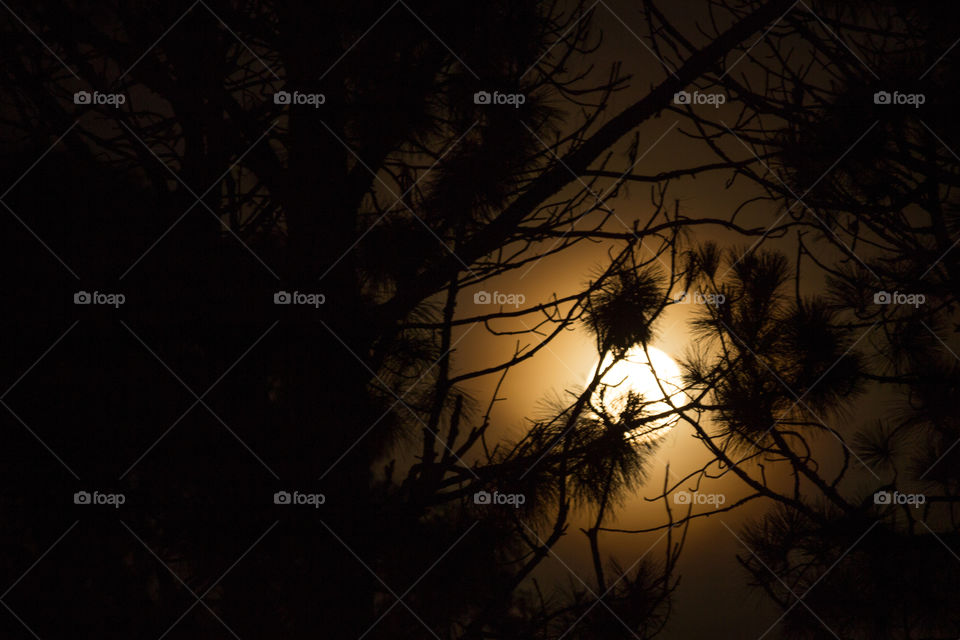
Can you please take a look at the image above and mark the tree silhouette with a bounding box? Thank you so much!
[0,1,801,638]
[599,2,960,636]
[8,0,959,638]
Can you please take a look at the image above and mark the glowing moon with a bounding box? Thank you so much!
[589,346,685,439]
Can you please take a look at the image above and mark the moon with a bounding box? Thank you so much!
[589,346,685,440]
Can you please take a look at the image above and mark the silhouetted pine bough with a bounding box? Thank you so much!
[1,0,958,638]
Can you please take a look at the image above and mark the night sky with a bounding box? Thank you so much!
[1,1,959,639]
